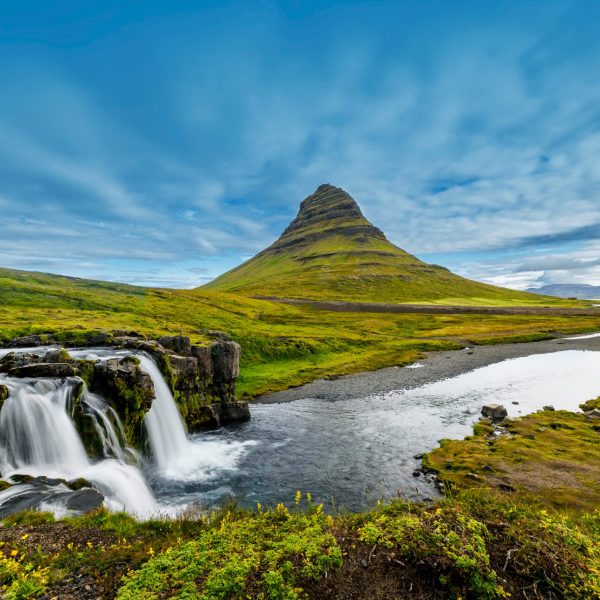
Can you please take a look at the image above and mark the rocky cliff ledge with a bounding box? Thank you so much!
[0,331,250,453]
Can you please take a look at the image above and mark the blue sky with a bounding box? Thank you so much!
[1,1,600,289]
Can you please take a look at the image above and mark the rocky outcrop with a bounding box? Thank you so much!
[158,339,247,431]
[0,477,104,518]
[481,404,508,421]
[211,341,241,402]
[8,363,78,378]
[1,332,249,443]
[87,356,155,447]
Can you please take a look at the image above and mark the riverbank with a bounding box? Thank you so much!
[257,332,600,403]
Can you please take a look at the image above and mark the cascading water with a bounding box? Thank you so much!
[0,374,157,516]
[0,346,253,517]
[139,354,254,481]
[83,389,140,464]
[140,355,190,468]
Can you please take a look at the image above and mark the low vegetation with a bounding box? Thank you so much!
[2,267,600,397]
[423,409,600,512]
[1,487,598,599]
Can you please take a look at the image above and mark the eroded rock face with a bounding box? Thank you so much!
[159,335,192,355]
[211,341,241,402]
[0,352,44,373]
[1,333,248,444]
[8,363,78,378]
[156,338,244,430]
[90,357,155,447]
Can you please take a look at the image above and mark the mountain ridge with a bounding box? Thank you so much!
[203,184,547,305]
[526,283,600,300]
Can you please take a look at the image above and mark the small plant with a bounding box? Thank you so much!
[117,503,342,599]
[0,548,49,599]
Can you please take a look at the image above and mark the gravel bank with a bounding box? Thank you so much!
[257,333,600,403]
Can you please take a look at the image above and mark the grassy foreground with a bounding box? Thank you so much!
[1,480,598,598]
[1,404,599,598]
[2,267,600,397]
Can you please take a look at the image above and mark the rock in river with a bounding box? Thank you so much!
[481,404,508,421]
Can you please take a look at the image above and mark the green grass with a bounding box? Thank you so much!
[423,410,600,511]
[3,267,600,397]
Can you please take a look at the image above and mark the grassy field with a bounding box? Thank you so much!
[423,407,600,512]
[3,267,600,397]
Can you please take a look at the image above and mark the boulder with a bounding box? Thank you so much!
[584,409,600,420]
[65,488,104,512]
[0,352,43,373]
[158,335,192,356]
[481,404,508,421]
[43,348,72,363]
[0,384,8,402]
[542,405,556,411]
[190,401,251,429]
[8,363,77,378]
[217,401,251,424]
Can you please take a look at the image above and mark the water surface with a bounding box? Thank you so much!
[153,350,600,511]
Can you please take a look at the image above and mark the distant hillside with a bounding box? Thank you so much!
[203,184,551,305]
[526,284,600,300]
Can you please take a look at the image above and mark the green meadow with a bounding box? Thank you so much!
[2,267,600,397]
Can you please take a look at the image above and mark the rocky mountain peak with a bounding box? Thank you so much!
[278,183,386,242]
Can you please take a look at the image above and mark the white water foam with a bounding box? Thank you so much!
[0,375,157,517]
[563,331,600,340]
[139,355,255,481]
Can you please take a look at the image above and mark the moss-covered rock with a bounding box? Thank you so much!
[89,356,155,448]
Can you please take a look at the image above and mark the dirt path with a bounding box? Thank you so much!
[255,296,600,316]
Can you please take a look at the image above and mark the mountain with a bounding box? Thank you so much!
[526,284,600,300]
[203,184,544,304]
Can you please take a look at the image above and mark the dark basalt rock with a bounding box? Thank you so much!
[0,352,44,373]
[1,333,247,447]
[191,345,213,380]
[192,401,251,429]
[481,404,508,421]
[8,362,78,378]
[66,488,104,512]
[0,478,105,518]
[211,341,241,402]
[89,356,155,447]
[159,335,192,355]
[6,334,56,348]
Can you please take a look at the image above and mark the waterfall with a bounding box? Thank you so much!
[0,346,253,517]
[139,354,254,481]
[138,355,189,469]
[0,375,157,517]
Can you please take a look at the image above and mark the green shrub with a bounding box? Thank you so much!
[117,503,342,599]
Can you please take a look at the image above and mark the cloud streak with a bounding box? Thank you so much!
[0,1,599,288]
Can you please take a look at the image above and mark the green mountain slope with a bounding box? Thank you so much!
[203,184,544,305]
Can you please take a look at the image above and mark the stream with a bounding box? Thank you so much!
[1,346,599,515]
